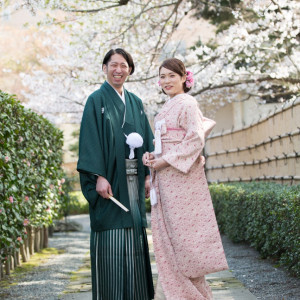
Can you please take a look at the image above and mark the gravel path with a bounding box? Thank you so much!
[1,214,299,299]
[0,216,90,300]
[222,235,300,300]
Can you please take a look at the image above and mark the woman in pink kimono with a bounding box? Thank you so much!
[143,58,228,300]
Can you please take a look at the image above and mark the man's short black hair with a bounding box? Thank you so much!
[102,48,135,75]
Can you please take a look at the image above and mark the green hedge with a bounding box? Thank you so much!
[209,182,300,277]
[67,191,89,215]
[0,91,67,263]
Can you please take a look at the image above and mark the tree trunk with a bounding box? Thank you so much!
[25,237,30,260]
[13,251,17,268]
[48,225,54,237]
[0,262,3,280]
[28,227,35,255]
[10,255,14,271]
[40,227,44,250]
[5,256,10,275]
[34,228,40,252]
[20,244,28,263]
[16,250,21,267]
[43,227,48,248]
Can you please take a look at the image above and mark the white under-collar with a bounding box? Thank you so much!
[168,93,185,102]
[107,81,125,104]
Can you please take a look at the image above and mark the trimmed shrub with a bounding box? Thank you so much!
[209,182,300,277]
[67,191,89,215]
[0,91,67,263]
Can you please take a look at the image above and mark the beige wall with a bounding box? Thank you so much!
[213,99,281,132]
[213,102,234,132]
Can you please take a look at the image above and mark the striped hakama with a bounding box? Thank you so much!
[90,159,154,300]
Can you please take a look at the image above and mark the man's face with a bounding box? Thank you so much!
[103,54,132,90]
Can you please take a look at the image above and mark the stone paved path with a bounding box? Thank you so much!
[59,215,257,300]
[2,214,298,299]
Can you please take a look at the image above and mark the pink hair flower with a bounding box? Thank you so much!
[158,80,161,86]
[185,70,194,88]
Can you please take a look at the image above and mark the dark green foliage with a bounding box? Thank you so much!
[0,91,68,262]
[209,182,300,277]
[192,0,242,32]
[58,176,78,217]
[67,191,89,215]
[69,129,79,157]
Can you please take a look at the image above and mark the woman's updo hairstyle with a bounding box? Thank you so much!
[159,58,191,93]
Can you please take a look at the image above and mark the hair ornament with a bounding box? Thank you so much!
[185,70,194,88]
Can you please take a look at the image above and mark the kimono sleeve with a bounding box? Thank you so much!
[162,98,205,174]
[79,173,99,208]
[77,96,106,178]
[203,117,216,138]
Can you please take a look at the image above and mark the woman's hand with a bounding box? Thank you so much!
[143,152,155,167]
[148,158,169,171]
[145,175,151,198]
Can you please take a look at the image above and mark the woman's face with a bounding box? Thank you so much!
[159,67,186,98]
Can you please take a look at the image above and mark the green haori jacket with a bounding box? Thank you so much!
[77,81,154,232]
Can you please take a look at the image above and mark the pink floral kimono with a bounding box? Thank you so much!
[151,93,228,300]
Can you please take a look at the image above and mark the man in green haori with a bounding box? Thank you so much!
[77,48,154,300]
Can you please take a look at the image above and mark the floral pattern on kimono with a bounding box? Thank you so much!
[151,93,228,300]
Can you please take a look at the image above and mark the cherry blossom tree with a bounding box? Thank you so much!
[187,0,300,108]
[2,0,299,123]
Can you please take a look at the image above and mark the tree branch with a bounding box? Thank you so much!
[61,0,179,14]
[148,0,183,70]
[270,0,283,14]
[191,76,300,96]
[106,0,152,42]
[193,0,236,13]
[62,1,125,13]
[59,95,85,106]
[250,90,299,99]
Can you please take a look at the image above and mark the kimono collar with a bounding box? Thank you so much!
[106,80,125,104]
[102,81,125,112]
[168,93,185,102]
[157,93,186,120]
[101,81,135,129]
[123,90,135,127]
